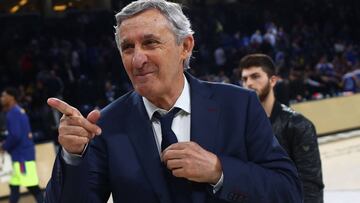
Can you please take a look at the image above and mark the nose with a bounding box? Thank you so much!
[243,79,253,89]
[132,48,148,69]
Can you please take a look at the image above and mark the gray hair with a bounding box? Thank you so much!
[114,0,194,69]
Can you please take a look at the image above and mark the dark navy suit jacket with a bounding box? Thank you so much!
[45,73,302,203]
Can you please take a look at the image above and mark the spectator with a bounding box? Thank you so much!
[240,54,324,203]
[0,87,43,203]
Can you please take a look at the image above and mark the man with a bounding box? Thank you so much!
[45,1,302,202]
[0,88,43,203]
[239,54,324,202]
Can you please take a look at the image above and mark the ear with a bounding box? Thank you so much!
[269,75,278,88]
[180,35,194,60]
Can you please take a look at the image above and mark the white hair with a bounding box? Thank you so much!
[114,0,194,69]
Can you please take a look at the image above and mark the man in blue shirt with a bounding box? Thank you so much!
[0,87,43,203]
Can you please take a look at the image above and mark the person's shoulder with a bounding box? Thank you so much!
[279,104,300,118]
[280,104,315,130]
[279,104,297,117]
[200,80,254,98]
[7,105,25,118]
[100,90,137,117]
[191,79,259,109]
[186,72,254,98]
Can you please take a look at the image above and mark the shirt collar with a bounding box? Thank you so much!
[142,74,191,120]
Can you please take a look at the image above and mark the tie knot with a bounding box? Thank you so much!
[154,107,181,152]
[154,107,181,124]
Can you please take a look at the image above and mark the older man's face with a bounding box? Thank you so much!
[118,9,192,102]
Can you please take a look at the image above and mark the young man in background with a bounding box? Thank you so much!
[240,53,324,203]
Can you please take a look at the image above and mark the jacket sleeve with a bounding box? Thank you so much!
[45,141,111,203]
[215,93,303,203]
[289,115,324,203]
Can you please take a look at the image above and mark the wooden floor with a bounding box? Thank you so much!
[0,195,36,203]
[1,130,360,203]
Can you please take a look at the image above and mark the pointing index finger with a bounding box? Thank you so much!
[47,98,81,116]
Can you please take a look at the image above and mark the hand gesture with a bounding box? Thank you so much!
[47,98,102,154]
[162,141,222,184]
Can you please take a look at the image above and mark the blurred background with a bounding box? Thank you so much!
[0,0,359,202]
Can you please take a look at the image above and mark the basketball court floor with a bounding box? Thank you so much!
[1,130,360,203]
[318,129,360,203]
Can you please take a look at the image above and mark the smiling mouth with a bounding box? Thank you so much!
[133,71,156,83]
[135,71,153,77]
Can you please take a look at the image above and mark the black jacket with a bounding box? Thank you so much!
[270,101,324,203]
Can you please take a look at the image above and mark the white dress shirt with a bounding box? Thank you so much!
[142,75,191,154]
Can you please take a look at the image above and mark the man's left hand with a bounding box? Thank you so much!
[162,141,222,184]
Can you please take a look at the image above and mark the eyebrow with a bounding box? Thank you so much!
[121,34,160,43]
[120,39,130,47]
[242,72,259,79]
[143,34,162,42]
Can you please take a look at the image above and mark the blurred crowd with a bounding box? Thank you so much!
[0,0,359,142]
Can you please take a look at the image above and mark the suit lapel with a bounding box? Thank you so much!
[126,74,221,203]
[187,73,221,203]
[126,93,172,203]
[187,72,219,154]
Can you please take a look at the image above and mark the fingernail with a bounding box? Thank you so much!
[96,128,102,135]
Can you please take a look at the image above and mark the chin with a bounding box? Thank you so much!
[134,79,164,98]
[135,85,154,97]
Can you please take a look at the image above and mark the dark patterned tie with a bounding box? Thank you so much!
[154,108,192,203]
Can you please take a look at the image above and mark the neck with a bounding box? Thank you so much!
[261,90,276,117]
[148,75,185,111]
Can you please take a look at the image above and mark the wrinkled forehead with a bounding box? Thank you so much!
[118,9,172,38]
[117,10,174,44]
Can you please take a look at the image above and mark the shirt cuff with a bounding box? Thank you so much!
[61,144,88,166]
[211,172,224,194]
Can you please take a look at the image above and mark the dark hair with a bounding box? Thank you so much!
[4,87,19,101]
[239,54,276,77]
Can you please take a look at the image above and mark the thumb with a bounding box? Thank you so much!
[87,109,101,124]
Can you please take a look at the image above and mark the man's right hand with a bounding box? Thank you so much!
[47,98,102,154]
